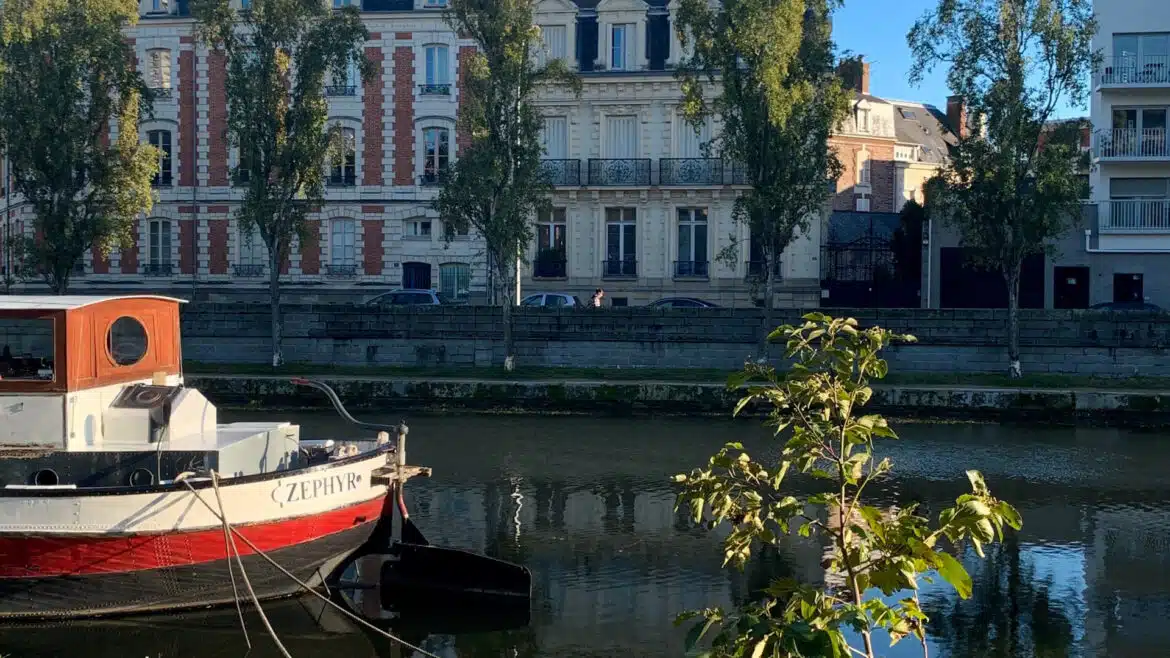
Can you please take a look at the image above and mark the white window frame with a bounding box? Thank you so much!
[407,218,433,238]
[421,126,451,184]
[536,25,567,66]
[147,219,172,267]
[329,218,356,267]
[238,223,267,266]
[855,107,871,133]
[855,196,871,212]
[676,207,709,265]
[604,207,637,262]
[610,24,632,71]
[328,127,357,186]
[424,44,450,87]
[438,262,471,302]
[147,129,173,187]
[857,150,871,186]
[147,49,172,91]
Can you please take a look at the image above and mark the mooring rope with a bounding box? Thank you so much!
[211,470,252,651]
[181,478,443,658]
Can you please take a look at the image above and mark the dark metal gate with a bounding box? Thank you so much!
[821,211,921,308]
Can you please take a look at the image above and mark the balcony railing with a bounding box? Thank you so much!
[534,254,567,278]
[325,85,357,97]
[660,158,725,186]
[143,262,173,277]
[233,263,266,277]
[673,260,709,278]
[601,258,637,278]
[324,263,359,278]
[1101,199,1170,233]
[419,83,451,96]
[745,260,782,280]
[149,87,173,99]
[327,173,356,187]
[1099,55,1170,86]
[587,158,652,186]
[540,159,581,186]
[1095,128,1170,159]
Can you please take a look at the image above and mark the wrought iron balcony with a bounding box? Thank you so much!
[601,258,637,278]
[233,263,266,277]
[587,158,651,186]
[325,85,357,97]
[745,260,782,280]
[1100,199,1170,233]
[143,262,173,277]
[327,173,356,187]
[324,263,359,278]
[148,87,173,99]
[533,253,567,278]
[660,158,725,186]
[1099,55,1170,86]
[540,159,581,186]
[728,162,750,185]
[1094,128,1170,160]
[419,83,451,96]
[673,260,709,279]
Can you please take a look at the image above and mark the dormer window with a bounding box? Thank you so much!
[855,107,871,133]
[610,24,631,71]
[149,0,169,13]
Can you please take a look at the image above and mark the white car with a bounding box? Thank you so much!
[520,292,583,308]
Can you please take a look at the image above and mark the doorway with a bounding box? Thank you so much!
[1053,266,1090,309]
[1113,273,1144,303]
[402,262,432,290]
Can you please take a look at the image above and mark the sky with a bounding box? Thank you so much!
[832,0,1086,119]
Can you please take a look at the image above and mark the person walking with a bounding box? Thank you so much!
[591,288,605,307]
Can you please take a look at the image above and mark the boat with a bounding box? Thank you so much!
[0,295,428,620]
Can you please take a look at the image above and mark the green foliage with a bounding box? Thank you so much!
[0,0,160,293]
[909,0,1097,374]
[676,0,849,312]
[435,0,578,365]
[674,314,1022,658]
[192,0,372,364]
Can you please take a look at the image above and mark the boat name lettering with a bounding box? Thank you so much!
[273,472,362,506]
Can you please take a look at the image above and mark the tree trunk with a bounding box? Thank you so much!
[501,257,517,372]
[269,249,283,367]
[1005,263,1022,378]
[758,259,776,361]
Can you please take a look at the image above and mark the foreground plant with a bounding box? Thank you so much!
[675,314,1022,658]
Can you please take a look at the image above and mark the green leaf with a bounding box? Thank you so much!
[684,616,718,652]
[966,469,988,495]
[750,638,768,658]
[935,551,973,599]
[996,500,1023,530]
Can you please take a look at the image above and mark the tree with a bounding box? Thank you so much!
[435,0,578,371]
[675,0,849,355]
[675,314,1022,658]
[193,0,373,366]
[0,0,160,294]
[908,0,1097,378]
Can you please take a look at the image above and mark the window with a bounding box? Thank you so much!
[676,208,708,277]
[439,263,471,303]
[327,59,359,96]
[422,127,449,184]
[240,0,250,9]
[535,208,567,278]
[407,219,432,237]
[238,223,267,266]
[1114,33,1170,78]
[611,24,631,70]
[855,196,871,212]
[150,0,169,13]
[329,219,356,266]
[147,49,171,92]
[328,127,356,186]
[148,130,172,187]
[443,221,469,239]
[537,25,567,66]
[855,107,870,133]
[423,0,447,7]
[424,45,450,93]
[604,207,636,277]
[678,117,711,158]
[539,116,568,159]
[0,318,55,381]
[147,219,171,274]
[856,151,871,186]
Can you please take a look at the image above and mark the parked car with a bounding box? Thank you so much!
[1090,301,1163,312]
[520,293,583,307]
[366,289,442,306]
[647,297,720,309]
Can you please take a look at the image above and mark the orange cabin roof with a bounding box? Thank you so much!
[0,296,186,393]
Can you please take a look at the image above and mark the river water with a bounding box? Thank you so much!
[2,413,1168,658]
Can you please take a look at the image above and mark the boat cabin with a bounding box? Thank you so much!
[0,296,298,488]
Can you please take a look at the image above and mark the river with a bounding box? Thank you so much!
[2,413,1168,658]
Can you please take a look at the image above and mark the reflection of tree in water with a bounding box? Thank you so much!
[926,536,1076,658]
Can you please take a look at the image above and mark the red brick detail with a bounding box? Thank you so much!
[362,205,384,213]
[280,251,290,275]
[180,35,194,44]
[362,220,383,275]
[363,46,385,186]
[207,51,229,187]
[392,46,415,186]
[178,205,197,213]
[179,220,196,275]
[208,219,229,274]
[179,50,196,187]
[120,231,139,274]
[456,46,477,156]
[91,248,109,274]
[300,221,321,275]
[367,32,381,41]
[829,137,897,214]
[206,205,230,213]
[395,32,412,40]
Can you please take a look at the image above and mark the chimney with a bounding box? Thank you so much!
[859,61,869,95]
[837,57,869,95]
[946,95,969,139]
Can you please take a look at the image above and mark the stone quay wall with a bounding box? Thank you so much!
[179,305,1170,377]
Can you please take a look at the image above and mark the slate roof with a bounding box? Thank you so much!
[888,101,959,165]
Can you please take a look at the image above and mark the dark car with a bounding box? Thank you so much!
[366,289,442,306]
[1090,301,1163,312]
[647,297,719,309]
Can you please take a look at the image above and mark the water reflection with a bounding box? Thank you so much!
[3,414,1169,658]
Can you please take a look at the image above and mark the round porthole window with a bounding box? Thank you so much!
[107,317,149,366]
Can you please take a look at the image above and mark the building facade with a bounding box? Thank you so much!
[0,0,950,307]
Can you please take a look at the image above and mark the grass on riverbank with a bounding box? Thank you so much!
[184,362,1170,391]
